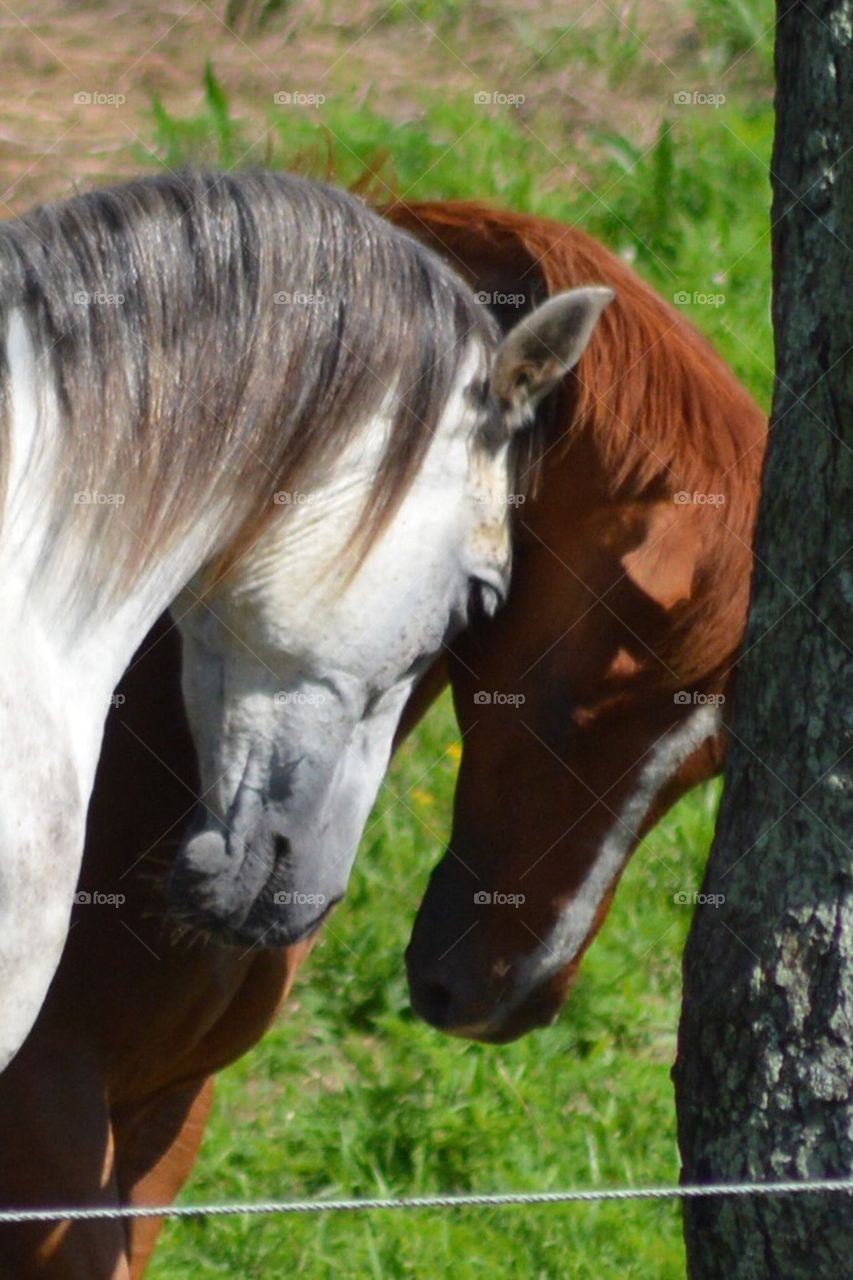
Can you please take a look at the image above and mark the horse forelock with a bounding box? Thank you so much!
[0,170,497,619]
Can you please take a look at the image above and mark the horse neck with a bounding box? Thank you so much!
[0,354,225,1068]
[0,492,217,894]
[0,524,219,787]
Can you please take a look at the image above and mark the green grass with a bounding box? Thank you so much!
[145,4,773,1275]
[150,696,722,1279]
[148,61,773,405]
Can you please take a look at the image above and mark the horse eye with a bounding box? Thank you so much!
[467,376,490,406]
[468,578,503,624]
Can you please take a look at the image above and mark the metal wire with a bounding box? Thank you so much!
[1,1178,851,1224]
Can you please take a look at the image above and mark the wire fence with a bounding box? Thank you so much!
[1,1177,851,1225]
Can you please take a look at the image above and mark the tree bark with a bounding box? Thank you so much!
[673,3,853,1277]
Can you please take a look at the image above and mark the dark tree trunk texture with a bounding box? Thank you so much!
[674,2,853,1277]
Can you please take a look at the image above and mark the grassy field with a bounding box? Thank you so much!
[141,2,775,1275]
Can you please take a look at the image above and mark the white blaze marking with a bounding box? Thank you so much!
[506,705,722,1012]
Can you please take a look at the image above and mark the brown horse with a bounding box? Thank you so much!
[392,202,766,1043]
[0,201,765,1278]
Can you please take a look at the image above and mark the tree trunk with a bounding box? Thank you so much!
[673,2,853,1276]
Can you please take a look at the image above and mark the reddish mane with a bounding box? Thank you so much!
[388,199,765,511]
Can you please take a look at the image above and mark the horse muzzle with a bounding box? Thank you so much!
[167,806,340,947]
[405,883,575,1042]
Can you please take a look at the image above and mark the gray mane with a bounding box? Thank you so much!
[0,168,497,611]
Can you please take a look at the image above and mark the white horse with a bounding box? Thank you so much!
[0,168,611,1069]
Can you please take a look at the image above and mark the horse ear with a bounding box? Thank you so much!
[491,286,614,428]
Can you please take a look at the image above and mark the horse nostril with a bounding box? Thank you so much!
[418,980,454,1028]
[271,833,290,861]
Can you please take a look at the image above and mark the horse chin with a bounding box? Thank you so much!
[166,827,337,948]
[462,991,564,1043]
[467,960,578,1042]
[197,897,336,950]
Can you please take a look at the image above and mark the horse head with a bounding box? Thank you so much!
[387,202,766,1041]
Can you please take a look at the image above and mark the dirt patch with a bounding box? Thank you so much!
[0,0,707,213]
